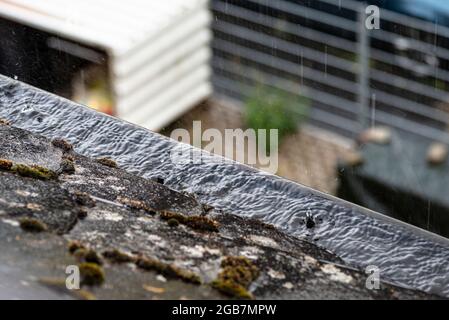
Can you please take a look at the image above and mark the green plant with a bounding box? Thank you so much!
[244,86,309,152]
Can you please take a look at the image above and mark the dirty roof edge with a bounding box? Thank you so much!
[1,74,449,249]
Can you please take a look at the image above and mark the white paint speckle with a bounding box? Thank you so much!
[267,268,286,280]
[20,280,30,287]
[320,264,353,284]
[0,198,24,208]
[110,185,126,192]
[248,235,279,249]
[283,282,294,289]
[84,231,107,241]
[205,247,221,256]
[147,234,161,242]
[15,190,38,197]
[137,216,152,223]
[304,255,318,266]
[2,219,19,227]
[103,212,123,222]
[89,210,123,222]
[181,245,205,258]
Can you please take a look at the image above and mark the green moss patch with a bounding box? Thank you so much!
[0,159,13,171]
[160,211,219,232]
[96,157,118,168]
[211,256,260,299]
[77,208,88,219]
[79,262,105,286]
[68,241,103,265]
[72,191,96,207]
[51,138,73,152]
[13,164,58,180]
[136,256,201,284]
[19,217,48,233]
[167,218,180,227]
[102,249,136,263]
[76,249,103,265]
[0,159,57,180]
[117,197,156,215]
[68,240,85,254]
[60,158,75,174]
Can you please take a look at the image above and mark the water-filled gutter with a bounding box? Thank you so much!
[1,75,449,296]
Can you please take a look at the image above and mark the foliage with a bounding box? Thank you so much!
[244,86,309,152]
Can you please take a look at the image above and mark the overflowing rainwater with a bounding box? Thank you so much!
[1,77,449,297]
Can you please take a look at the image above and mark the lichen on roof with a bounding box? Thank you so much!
[0,124,440,300]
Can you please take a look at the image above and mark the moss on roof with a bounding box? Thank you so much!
[0,124,439,300]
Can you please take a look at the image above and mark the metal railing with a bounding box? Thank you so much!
[210,0,449,142]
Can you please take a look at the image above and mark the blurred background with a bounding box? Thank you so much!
[1,0,449,237]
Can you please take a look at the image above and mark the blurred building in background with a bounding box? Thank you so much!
[211,0,449,142]
[2,0,449,141]
[0,0,211,130]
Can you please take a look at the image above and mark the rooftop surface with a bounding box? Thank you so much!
[1,75,449,298]
[0,123,438,299]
